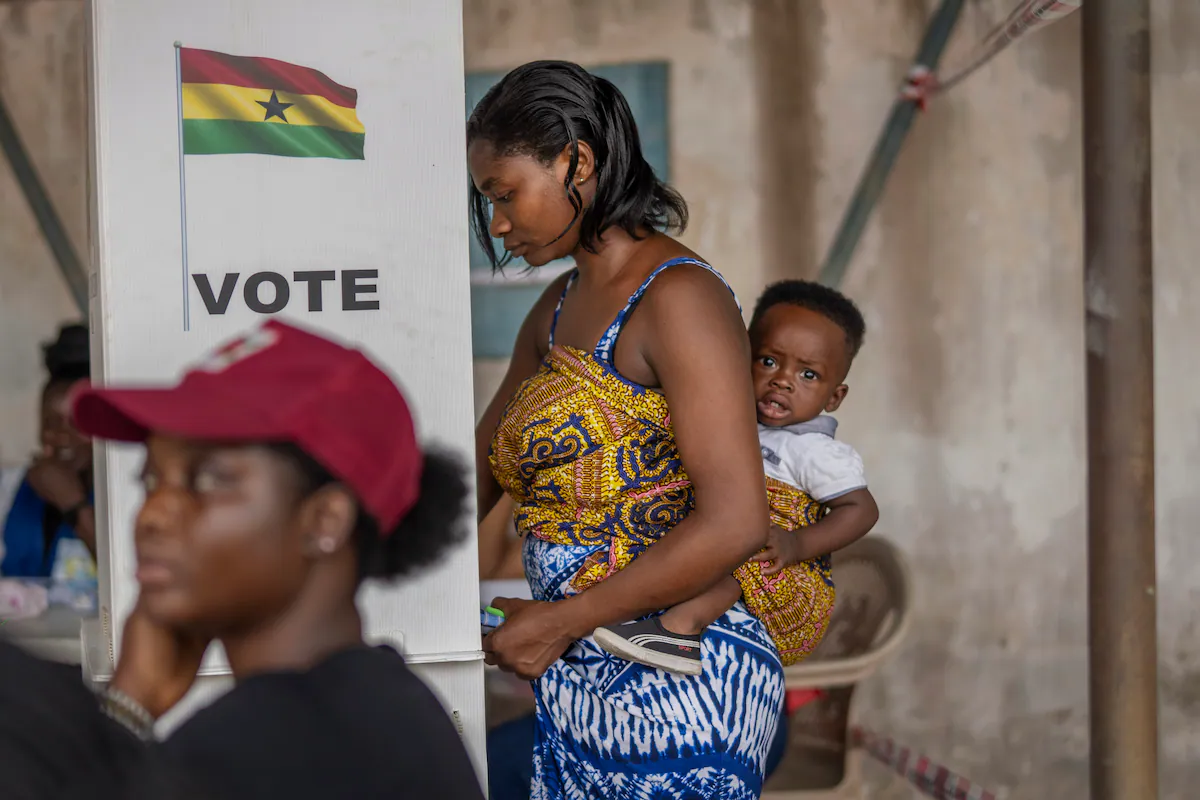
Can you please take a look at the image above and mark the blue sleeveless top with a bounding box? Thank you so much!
[1,476,92,579]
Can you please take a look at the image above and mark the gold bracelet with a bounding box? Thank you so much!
[99,687,155,741]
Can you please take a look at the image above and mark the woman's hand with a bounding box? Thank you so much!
[25,456,87,512]
[749,525,802,576]
[482,597,578,680]
[109,600,211,719]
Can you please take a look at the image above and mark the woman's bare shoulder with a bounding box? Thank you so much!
[639,254,738,320]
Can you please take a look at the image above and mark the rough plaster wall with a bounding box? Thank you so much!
[1149,0,1200,787]
[817,1,1094,795]
[0,0,86,467]
[809,1,1199,797]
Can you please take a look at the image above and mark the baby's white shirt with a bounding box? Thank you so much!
[758,416,867,501]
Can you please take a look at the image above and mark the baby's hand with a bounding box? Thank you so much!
[749,525,801,576]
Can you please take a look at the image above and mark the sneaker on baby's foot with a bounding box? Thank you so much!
[593,617,703,676]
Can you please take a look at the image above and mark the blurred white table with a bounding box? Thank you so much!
[479,579,533,607]
[0,583,531,678]
[2,605,95,665]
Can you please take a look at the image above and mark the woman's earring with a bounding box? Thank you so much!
[317,537,336,554]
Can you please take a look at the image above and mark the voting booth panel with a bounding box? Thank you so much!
[84,0,485,778]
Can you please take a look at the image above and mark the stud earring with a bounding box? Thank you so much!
[317,538,336,554]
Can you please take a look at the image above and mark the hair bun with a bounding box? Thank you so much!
[43,323,90,380]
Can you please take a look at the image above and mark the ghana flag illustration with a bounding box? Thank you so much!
[179,47,364,160]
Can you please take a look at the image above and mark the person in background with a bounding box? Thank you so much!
[0,320,484,800]
[1,323,98,579]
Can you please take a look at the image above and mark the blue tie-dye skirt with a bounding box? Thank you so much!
[523,537,786,799]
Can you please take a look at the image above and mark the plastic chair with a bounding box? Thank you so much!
[763,535,914,799]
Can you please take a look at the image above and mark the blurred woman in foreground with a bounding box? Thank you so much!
[0,319,483,800]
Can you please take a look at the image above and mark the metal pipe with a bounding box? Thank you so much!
[1081,1,1158,797]
[817,0,965,288]
[0,89,89,319]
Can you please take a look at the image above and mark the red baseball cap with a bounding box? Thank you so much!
[72,319,423,533]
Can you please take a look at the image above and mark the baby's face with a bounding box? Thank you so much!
[751,304,850,428]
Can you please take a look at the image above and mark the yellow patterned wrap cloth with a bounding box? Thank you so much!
[490,345,693,591]
[490,343,835,667]
[733,476,836,666]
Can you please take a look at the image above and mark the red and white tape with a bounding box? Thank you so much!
[852,726,998,800]
[902,0,1082,107]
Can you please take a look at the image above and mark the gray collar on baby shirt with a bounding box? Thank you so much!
[761,415,838,438]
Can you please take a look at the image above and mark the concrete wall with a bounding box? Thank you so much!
[0,0,86,467]
[3,0,1198,795]
[464,1,1200,797]
[1146,0,1200,791]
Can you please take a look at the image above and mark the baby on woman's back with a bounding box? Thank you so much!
[594,280,880,674]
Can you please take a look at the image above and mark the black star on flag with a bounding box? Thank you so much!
[256,90,294,123]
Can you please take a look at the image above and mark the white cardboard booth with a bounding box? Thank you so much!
[83,0,485,783]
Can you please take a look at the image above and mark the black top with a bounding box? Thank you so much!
[0,640,485,800]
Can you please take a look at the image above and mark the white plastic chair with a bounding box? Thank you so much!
[763,535,914,798]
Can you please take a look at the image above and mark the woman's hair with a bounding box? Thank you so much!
[42,323,90,386]
[466,60,688,269]
[269,443,470,581]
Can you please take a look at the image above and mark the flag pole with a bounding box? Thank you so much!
[174,41,191,332]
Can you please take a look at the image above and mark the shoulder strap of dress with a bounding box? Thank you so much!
[594,257,740,363]
[547,269,579,348]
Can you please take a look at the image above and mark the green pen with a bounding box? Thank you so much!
[481,606,506,629]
